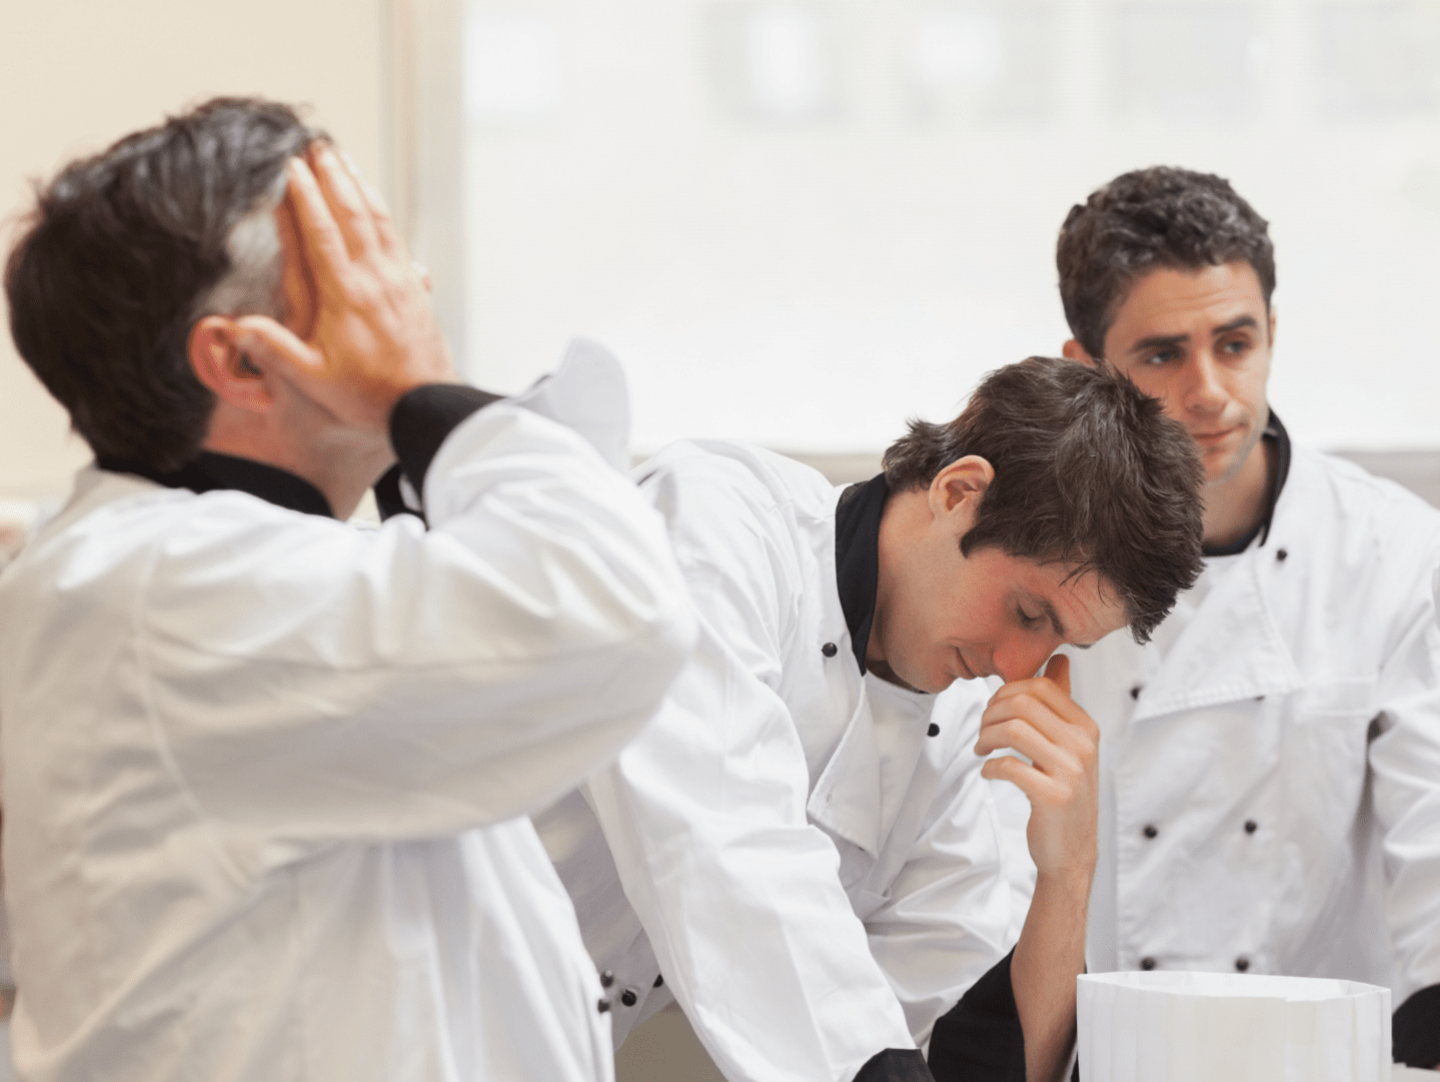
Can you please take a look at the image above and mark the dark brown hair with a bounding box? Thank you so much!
[1057,166,1275,360]
[883,356,1203,642]
[5,97,320,471]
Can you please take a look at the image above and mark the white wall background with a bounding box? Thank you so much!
[5,0,1440,489]
[0,0,386,500]
[446,0,1440,457]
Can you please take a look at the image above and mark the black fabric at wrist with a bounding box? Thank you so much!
[389,384,503,499]
[1394,982,1440,1068]
[927,949,1026,1082]
[853,1048,934,1082]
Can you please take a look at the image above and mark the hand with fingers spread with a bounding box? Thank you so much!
[236,145,457,437]
[975,653,1098,882]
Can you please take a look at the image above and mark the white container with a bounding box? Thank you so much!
[1077,971,1392,1082]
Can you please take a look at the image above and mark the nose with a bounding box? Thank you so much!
[1182,351,1228,416]
[992,639,1059,684]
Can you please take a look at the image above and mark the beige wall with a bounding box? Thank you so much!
[0,0,385,498]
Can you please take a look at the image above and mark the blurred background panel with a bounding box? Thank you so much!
[387,0,1440,464]
[0,0,387,503]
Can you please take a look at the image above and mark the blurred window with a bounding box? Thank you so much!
[395,0,1440,455]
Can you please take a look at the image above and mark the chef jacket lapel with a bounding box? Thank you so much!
[1132,551,1303,723]
[805,674,935,892]
[807,690,883,858]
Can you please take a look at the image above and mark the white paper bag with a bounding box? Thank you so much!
[1077,971,1392,1082]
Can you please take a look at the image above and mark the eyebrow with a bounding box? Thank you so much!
[1212,314,1259,337]
[1036,596,1069,642]
[1033,594,1102,648]
[1126,314,1260,356]
[1126,332,1186,355]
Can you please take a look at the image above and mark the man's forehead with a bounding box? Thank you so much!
[1110,261,1267,341]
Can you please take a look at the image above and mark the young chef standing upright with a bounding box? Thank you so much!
[536,356,1206,1082]
[0,98,694,1082]
[985,166,1440,1070]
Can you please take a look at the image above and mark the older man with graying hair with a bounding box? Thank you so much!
[0,97,695,1082]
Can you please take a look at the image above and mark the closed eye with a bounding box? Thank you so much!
[1017,606,1042,629]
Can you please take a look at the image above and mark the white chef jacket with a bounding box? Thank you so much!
[949,438,1440,1041]
[534,441,1014,1082]
[0,397,695,1082]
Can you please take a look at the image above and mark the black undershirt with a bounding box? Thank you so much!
[98,383,501,518]
[95,451,337,517]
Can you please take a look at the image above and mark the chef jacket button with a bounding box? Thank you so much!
[600,970,614,988]
[1276,548,1288,562]
[621,988,638,1007]
[1244,819,1258,834]
[1142,824,1158,839]
[1140,957,1156,971]
[1130,684,1142,700]
[821,642,838,658]
[653,974,664,988]
[927,722,940,737]
[597,998,612,1013]
[1235,957,1250,973]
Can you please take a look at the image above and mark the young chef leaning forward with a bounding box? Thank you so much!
[960,166,1440,1071]
[534,358,1206,1082]
[0,98,697,1082]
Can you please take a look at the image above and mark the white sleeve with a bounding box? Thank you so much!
[581,489,916,1082]
[142,403,695,844]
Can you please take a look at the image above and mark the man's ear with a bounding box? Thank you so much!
[188,315,276,414]
[1062,338,1096,365]
[1267,305,1278,351]
[929,456,995,520]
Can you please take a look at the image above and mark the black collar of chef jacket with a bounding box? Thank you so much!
[97,451,336,519]
[835,471,890,675]
[1201,408,1292,558]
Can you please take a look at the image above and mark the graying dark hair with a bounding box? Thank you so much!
[6,97,323,471]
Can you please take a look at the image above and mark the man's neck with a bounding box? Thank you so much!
[1201,438,1277,550]
[202,400,393,521]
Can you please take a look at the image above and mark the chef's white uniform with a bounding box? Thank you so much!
[0,388,695,1082]
[535,441,1016,1082]
[948,427,1440,1068]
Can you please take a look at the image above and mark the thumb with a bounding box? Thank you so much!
[233,315,322,383]
[1043,652,1071,695]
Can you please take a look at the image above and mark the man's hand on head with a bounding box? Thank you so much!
[235,146,457,437]
[974,654,1100,885]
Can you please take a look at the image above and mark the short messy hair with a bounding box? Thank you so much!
[1057,166,1275,360]
[883,356,1203,643]
[5,97,322,471]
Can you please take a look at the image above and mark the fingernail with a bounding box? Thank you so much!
[340,150,362,177]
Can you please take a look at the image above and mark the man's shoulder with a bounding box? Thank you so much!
[636,440,839,535]
[1283,443,1440,539]
[3,467,352,613]
[633,441,843,613]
